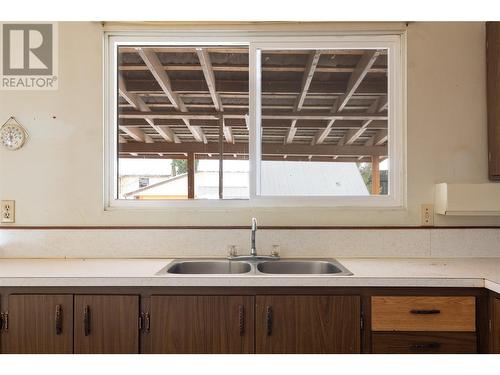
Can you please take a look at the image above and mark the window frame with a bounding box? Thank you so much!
[103,29,407,210]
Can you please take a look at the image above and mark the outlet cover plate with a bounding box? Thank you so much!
[421,203,434,226]
[1,200,15,223]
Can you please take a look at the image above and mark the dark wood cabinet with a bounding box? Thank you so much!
[1,294,73,354]
[255,295,361,354]
[74,295,140,354]
[486,22,500,180]
[372,332,477,354]
[493,295,500,353]
[371,295,478,354]
[150,295,254,354]
[0,287,492,354]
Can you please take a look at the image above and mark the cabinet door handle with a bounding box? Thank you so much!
[266,306,273,336]
[238,305,245,336]
[0,312,7,331]
[83,305,91,336]
[410,309,441,315]
[144,312,150,333]
[410,342,441,351]
[55,305,63,335]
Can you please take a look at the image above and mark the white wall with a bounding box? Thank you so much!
[0,22,498,226]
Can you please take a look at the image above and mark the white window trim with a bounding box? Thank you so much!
[103,29,407,210]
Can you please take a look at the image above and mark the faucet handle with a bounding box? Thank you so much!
[227,245,238,258]
[271,245,280,257]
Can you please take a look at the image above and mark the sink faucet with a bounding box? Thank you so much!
[251,217,257,256]
[227,217,280,261]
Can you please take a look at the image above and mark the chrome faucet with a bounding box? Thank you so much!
[250,217,257,256]
[227,217,280,261]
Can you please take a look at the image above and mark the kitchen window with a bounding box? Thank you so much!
[104,31,405,208]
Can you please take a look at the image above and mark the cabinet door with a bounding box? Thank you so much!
[256,295,360,354]
[487,22,500,180]
[151,295,254,354]
[2,294,73,354]
[74,295,139,354]
[493,296,500,354]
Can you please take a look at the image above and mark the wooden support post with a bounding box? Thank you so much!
[187,152,195,199]
[371,155,380,195]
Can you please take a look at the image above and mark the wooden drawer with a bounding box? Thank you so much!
[372,332,477,354]
[372,296,476,332]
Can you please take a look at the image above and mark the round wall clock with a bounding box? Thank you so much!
[0,118,28,150]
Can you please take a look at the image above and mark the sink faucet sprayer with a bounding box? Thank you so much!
[251,217,257,256]
[227,217,280,261]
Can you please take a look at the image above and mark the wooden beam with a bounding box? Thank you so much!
[154,125,180,143]
[119,74,180,143]
[285,120,298,144]
[137,48,181,109]
[187,152,195,199]
[119,64,387,74]
[119,117,387,130]
[244,114,249,131]
[137,48,206,143]
[334,50,381,112]
[311,98,339,145]
[196,48,223,111]
[311,120,335,145]
[295,51,322,111]
[119,142,387,157]
[118,77,149,112]
[125,79,387,96]
[340,95,388,145]
[371,156,381,195]
[285,51,321,144]
[223,119,234,144]
[119,47,387,56]
[123,153,374,163]
[365,129,388,146]
[119,126,154,143]
[119,110,388,121]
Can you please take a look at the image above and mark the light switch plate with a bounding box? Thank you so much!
[421,204,434,226]
[1,200,15,223]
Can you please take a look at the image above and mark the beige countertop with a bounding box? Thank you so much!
[0,258,498,293]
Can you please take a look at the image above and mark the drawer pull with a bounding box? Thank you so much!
[266,306,273,336]
[83,305,91,336]
[55,305,63,335]
[410,309,441,315]
[238,305,245,336]
[410,342,441,350]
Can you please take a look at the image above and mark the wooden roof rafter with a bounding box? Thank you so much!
[119,110,388,121]
[137,47,207,143]
[312,50,383,147]
[120,141,387,158]
[118,46,389,161]
[285,50,322,144]
[338,94,388,146]
[119,74,181,143]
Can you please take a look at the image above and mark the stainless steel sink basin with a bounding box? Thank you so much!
[165,260,252,274]
[257,260,352,275]
[158,258,352,276]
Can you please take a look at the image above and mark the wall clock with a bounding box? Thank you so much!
[0,117,29,150]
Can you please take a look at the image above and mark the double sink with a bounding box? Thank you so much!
[161,259,353,276]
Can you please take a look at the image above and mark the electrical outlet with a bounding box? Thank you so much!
[1,200,15,223]
[421,204,434,226]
